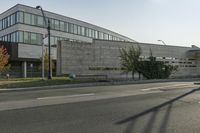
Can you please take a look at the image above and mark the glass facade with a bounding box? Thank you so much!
[1,31,43,45]
[0,31,72,45]
[0,11,126,44]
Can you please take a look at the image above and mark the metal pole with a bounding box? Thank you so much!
[48,20,52,79]
[42,37,44,79]
[36,6,52,80]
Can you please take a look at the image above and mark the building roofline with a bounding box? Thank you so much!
[1,4,135,42]
[93,39,193,49]
[0,4,18,16]
[137,42,193,48]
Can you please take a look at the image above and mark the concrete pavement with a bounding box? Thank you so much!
[0,81,197,111]
[0,82,200,133]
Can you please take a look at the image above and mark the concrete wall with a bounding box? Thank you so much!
[57,40,200,79]
[18,43,57,60]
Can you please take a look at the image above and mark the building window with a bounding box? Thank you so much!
[77,26,81,35]
[31,14,36,25]
[99,32,103,39]
[109,35,113,40]
[50,36,55,45]
[30,32,42,44]
[2,19,5,29]
[16,31,24,43]
[69,23,74,33]
[54,19,59,30]
[10,14,16,26]
[95,30,98,39]
[24,13,31,25]
[4,35,7,42]
[55,37,58,44]
[30,33,37,44]
[7,34,11,42]
[91,29,95,38]
[50,19,55,29]
[64,22,69,32]
[7,16,10,27]
[37,34,42,44]
[11,32,15,42]
[37,16,44,27]
[5,17,8,28]
[24,32,30,43]
[81,27,85,36]
[15,32,19,42]
[85,28,89,37]
[74,24,78,34]
[17,11,24,23]
[60,21,64,31]
[2,19,4,29]
[0,20,2,30]
[104,33,108,40]
[88,28,92,37]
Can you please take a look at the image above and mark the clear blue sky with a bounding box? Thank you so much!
[1,0,200,47]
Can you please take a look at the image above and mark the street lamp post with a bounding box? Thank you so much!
[41,35,44,80]
[36,6,52,79]
[158,40,167,45]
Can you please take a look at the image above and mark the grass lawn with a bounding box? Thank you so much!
[0,77,77,89]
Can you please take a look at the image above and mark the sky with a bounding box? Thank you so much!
[1,0,200,47]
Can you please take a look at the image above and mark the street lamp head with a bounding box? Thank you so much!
[36,5,41,9]
[157,40,166,45]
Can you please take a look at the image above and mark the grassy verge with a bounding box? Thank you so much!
[0,77,85,89]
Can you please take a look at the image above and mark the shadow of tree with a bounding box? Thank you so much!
[116,87,200,133]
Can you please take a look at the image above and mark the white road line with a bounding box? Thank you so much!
[141,84,194,91]
[37,93,95,100]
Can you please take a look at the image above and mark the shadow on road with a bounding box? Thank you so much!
[116,87,200,133]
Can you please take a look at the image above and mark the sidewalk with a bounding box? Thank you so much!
[0,78,199,93]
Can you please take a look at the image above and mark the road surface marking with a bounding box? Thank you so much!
[141,84,194,91]
[37,93,95,100]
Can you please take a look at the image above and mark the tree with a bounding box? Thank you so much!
[0,46,10,73]
[139,49,177,79]
[119,46,142,79]
[120,47,177,80]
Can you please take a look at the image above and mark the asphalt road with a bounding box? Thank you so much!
[0,81,200,133]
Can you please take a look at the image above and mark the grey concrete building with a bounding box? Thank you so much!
[57,40,200,79]
[1,4,200,78]
[0,4,134,77]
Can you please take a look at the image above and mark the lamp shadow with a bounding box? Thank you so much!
[116,87,200,133]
